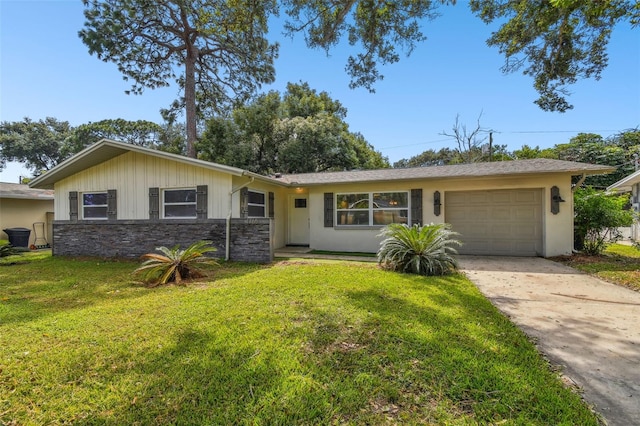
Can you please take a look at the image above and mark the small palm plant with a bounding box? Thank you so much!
[377,223,462,276]
[0,243,18,258]
[134,240,219,286]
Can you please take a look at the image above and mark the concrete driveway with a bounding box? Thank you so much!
[459,256,640,426]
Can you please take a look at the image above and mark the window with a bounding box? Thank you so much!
[82,192,108,219]
[294,198,307,208]
[248,190,266,217]
[336,192,408,226]
[163,188,197,218]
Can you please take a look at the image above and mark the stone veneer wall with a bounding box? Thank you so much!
[52,218,273,263]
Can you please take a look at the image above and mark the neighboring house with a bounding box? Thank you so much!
[607,169,640,242]
[29,139,613,262]
[0,182,54,247]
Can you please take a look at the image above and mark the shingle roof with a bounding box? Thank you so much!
[0,182,54,200]
[276,159,614,186]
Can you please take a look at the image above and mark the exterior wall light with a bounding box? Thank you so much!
[433,191,442,216]
[551,186,565,214]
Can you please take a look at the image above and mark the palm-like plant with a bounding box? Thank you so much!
[134,240,219,286]
[0,243,18,258]
[377,223,462,276]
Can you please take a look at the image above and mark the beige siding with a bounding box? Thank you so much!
[231,177,289,249]
[308,174,574,257]
[54,151,233,219]
[0,198,54,245]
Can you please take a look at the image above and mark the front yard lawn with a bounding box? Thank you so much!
[1,253,599,425]
[552,243,640,291]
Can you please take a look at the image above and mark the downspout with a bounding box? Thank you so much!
[572,173,587,192]
[226,175,254,261]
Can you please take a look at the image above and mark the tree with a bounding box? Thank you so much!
[79,0,279,158]
[282,0,442,92]
[469,0,635,112]
[393,147,458,168]
[574,187,635,255]
[66,118,164,153]
[555,132,632,188]
[0,117,74,175]
[283,1,636,111]
[512,144,558,160]
[440,113,489,164]
[198,82,388,174]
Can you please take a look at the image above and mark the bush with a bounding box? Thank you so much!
[0,243,19,258]
[574,187,635,255]
[134,240,219,286]
[377,223,461,276]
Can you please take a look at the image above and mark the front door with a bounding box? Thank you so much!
[288,195,310,245]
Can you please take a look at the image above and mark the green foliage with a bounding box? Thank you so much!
[134,240,219,286]
[283,0,441,92]
[0,117,73,175]
[0,243,19,258]
[574,187,635,255]
[66,118,164,153]
[198,82,389,174]
[80,0,279,157]
[377,223,461,276]
[469,0,633,112]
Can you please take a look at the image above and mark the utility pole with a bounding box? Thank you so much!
[489,132,493,162]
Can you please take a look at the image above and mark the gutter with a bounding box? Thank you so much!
[226,175,254,261]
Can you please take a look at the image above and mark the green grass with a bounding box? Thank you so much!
[1,254,599,425]
[553,243,640,291]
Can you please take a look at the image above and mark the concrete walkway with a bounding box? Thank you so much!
[459,256,640,426]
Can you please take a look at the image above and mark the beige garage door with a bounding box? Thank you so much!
[445,189,543,256]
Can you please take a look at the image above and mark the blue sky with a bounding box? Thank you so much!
[1,0,639,182]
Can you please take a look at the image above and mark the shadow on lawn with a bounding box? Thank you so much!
[0,258,147,325]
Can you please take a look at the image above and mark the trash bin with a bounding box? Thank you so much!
[3,227,31,248]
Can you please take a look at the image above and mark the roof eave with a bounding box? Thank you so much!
[30,139,250,189]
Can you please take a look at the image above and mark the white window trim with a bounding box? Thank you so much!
[162,187,197,219]
[81,191,108,220]
[335,191,410,227]
[247,189,267,218]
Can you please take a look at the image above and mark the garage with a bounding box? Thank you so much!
[445,189,543,256]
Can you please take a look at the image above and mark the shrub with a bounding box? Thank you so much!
[377,223,462,276]
[0,243,19,258]
[574,187,635,255]
[134,240,219,286]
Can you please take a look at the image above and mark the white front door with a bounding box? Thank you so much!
[288,195,310,245]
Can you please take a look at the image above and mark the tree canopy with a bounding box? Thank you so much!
[394,128,640,189]
[0,117,185,176]
[0,118,74,176]
[66,119,164,154]
[76,1,636,162]
[79,0,279,157]
[283,0,637,112]
[198,82,389,174]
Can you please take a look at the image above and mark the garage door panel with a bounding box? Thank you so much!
[445,189,543,256]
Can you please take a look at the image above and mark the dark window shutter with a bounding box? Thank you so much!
[240,187,249,218]
[149,187,160,220]
[69,191,78,222]
[324,192,334,227]
[107,189,117,220]
[411,189,423,226]
[268,191,275,219]
[196,185,208,219]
